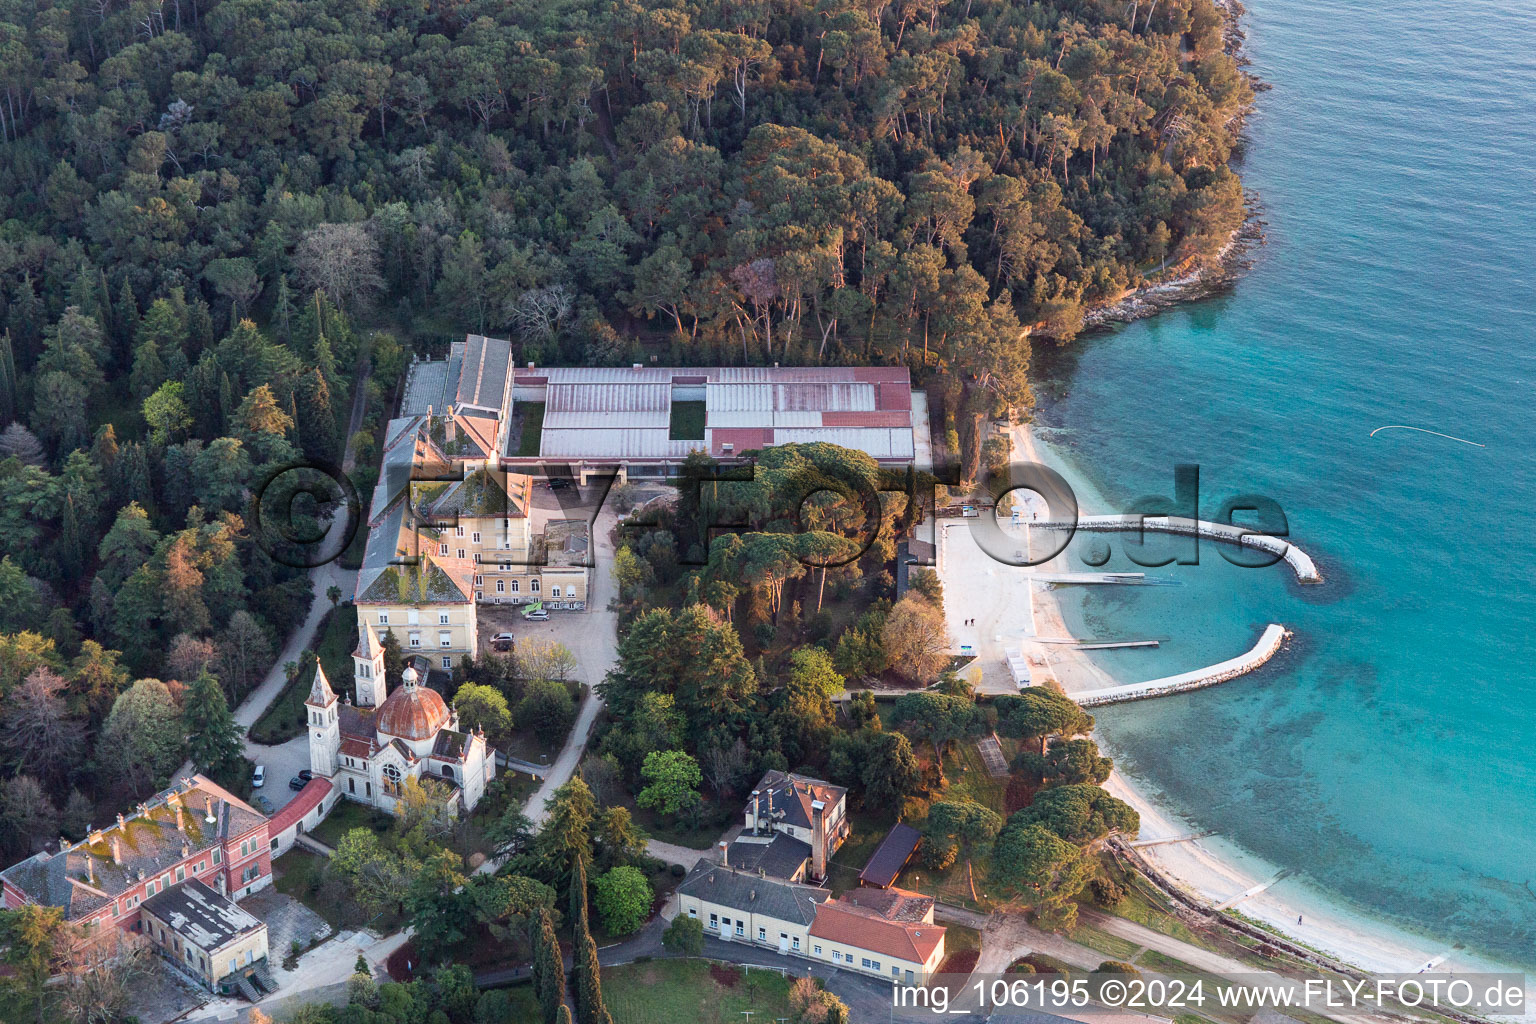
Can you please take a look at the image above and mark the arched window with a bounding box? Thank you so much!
[382,763,402,796]
[441,764,454,780]
[530,579,540,593]
[509,579,519,593]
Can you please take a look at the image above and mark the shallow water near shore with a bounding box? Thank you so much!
[1027,0,1536,968]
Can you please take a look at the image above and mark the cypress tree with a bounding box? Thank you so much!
[218,371,237,432]
[556,1008,573,1024]
[114,278,139,362]
[0,329,15,422]
[59,495,84,578]
[91,423,119,478]
[570,855,612,1024]
[272,277,295,344]
[531,907,565,1024]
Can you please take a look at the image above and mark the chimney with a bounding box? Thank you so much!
[116,813,126,830]
[718,840,729,867]
[810,800,827,883]
[750,790,761,833]
[111,835,123,865]
[174,798,184,833]
[765,787,773,827]
[86,856,95,885]
[204,796,216,825]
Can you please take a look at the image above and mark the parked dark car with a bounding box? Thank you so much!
[545,478,573,490]
[288,776,307,791]
[298,769,314,781]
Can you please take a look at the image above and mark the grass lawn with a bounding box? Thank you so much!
[603,959,796,1024]
[516,403,545,456]
[309,799,394,848]
[273,849,349,932]
[1067,921,1144,962]
[1089,855,1212,950]
[317,602,359,692]
[249,605,356,744]
[945,923,982,953]
[825,807,897,895]
[937,741,1007,815]
[668,400,706,440]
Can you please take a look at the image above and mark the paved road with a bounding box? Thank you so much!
[516,509,619,829]
[646,838,710,868]
[173,560,356,805]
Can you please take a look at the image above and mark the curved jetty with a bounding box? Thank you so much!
[1071,624,1288,707]
[1036,515,1323,584]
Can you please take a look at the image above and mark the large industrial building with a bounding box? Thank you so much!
[401,337,931,481]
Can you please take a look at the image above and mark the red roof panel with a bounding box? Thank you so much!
[268,779,332,835]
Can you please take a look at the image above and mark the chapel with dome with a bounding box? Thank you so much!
[305,620,497,815]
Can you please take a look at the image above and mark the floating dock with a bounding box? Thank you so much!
[1034,515,1323,584]
[1071,623,1289,707]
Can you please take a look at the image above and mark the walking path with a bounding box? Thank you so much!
[172,560,356,789]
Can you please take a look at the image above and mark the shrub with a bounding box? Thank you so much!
[661,914,704,955]
[1089,878,1126,907]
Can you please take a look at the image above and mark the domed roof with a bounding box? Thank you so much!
[376,669,450,741]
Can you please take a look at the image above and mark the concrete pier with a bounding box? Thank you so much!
[1035,515,1323,584]
[1072,623,1289,707]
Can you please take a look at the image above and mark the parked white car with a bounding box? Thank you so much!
[251,765,266,788]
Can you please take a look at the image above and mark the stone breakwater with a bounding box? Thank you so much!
[1035,515,1323,584]
[1072,624,1289,708]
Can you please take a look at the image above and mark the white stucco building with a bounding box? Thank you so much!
[305,622,497,815]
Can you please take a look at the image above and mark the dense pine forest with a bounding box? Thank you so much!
[0,0,1246,855]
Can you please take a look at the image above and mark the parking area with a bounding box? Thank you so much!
[244,734,312,815]
[476,603,583,659]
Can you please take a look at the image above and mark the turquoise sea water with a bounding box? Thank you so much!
[1030,0,1536,966]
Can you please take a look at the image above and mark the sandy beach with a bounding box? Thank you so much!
[993,420,1534,994]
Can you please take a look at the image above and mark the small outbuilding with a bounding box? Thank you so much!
[858,822,923,889]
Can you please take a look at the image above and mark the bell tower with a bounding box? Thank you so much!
[305,664,340,778]
[355,620,387,708]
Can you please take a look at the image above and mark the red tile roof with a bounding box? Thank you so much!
[268,779,332,835]
[809,895,945,965]
[339,737,373,759]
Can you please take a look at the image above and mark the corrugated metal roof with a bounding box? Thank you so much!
[706,382,775,413]
[547,382,671,413]
[775,382,875,412]
[706,410,822,428]
[772,427,914,459]
[539,428,703,460]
